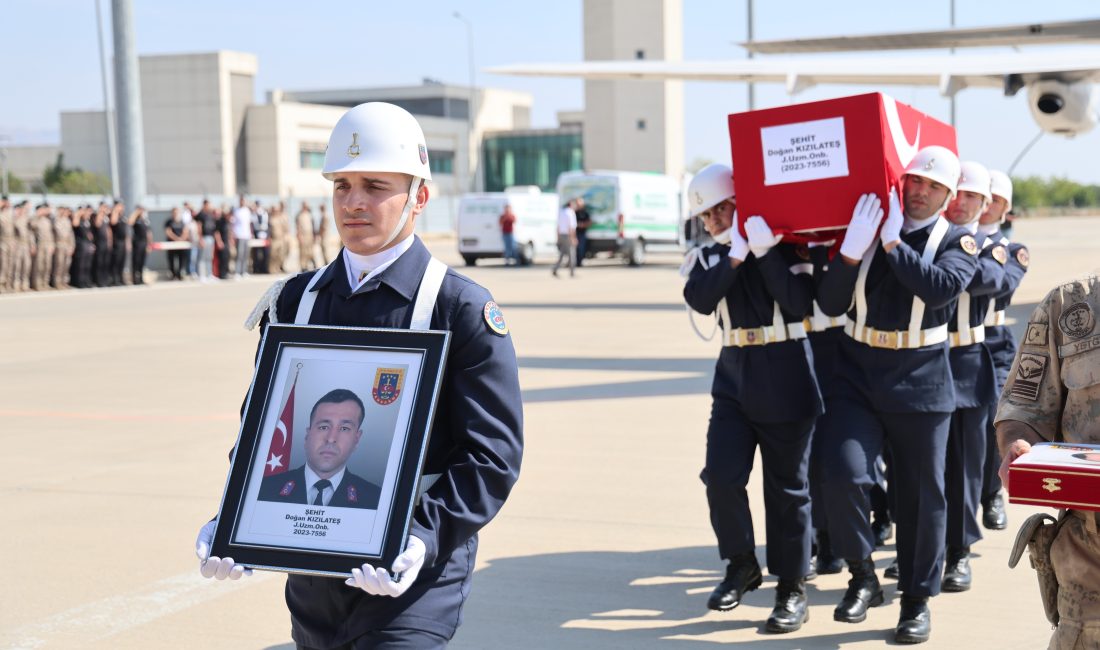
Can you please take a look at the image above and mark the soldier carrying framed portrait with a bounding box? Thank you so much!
[209,323,449,577]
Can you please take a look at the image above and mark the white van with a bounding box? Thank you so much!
[456,188,560,266]
[556,170,684,266]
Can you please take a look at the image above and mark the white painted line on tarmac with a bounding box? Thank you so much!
[3,570,272,650]
[0,409,237,423]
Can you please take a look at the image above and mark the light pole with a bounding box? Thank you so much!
[453,11,476,193]
[95,0,120,198]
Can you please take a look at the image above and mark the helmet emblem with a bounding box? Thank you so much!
[419,144,428,165]
[923,158,935,171]
[347,132,360,158]
[694,191,703,205]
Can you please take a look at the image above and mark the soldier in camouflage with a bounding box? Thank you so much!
[996,273,1100,649]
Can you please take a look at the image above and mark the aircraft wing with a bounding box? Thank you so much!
[489,50,1100,95]
[741,18,1100,54]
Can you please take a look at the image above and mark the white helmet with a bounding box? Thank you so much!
[322,102,431,251]
[322,102,432,181]
[687,163,735,218]
[902,145,961,198]
[989,170,1013,210]
[956,161,992,202]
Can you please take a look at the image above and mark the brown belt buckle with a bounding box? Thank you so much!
[870,329,898,349]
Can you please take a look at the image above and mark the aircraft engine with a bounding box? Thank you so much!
[1027,79,1099,136]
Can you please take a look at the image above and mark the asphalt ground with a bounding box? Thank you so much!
[1,216,1095,649]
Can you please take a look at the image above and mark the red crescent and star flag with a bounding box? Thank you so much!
[264,381,295,477]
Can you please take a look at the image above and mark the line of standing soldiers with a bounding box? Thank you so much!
[682,146,1027,645]
[0,197,152,293]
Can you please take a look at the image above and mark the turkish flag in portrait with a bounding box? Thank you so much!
[264,382,295,477]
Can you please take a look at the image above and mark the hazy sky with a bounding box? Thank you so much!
[4,1,1100,181]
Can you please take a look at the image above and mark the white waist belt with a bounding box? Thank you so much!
[724,322,807,347]
[844,321,949,350]
[949,326,987,348]
[984,309,1006,327]
[803,315,847,333]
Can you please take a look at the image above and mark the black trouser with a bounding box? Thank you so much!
[946,405,987,548]
[296,628,449,650]
[821,394,950,598]
[252,244,269,274]
[111,244,126,285]
[77,243,95,288]
[216,246,229,278]
[167,250,185,279]
[93,244,110,286]
[705,397,814,580]
[131,243,147,284]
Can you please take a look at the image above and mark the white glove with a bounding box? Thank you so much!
[744,216,782,259]
[726,221,750,262]
[196,520,252,580]
[345,535,426,597]
[880,188,903,246]
[808,240,836,248]
[839,193,884,260]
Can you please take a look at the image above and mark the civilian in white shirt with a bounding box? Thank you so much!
[231,196,254,277]
[553,199,577,278]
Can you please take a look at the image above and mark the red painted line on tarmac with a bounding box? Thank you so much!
[0,409,238,422]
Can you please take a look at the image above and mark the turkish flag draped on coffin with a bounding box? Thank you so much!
[264,381,295,477]
[728,92,957,245]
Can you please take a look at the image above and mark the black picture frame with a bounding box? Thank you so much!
[211,323,449,577]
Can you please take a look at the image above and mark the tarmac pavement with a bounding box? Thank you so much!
[1,215,1095,649]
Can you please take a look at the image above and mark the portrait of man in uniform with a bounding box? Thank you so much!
[257,388,382,510]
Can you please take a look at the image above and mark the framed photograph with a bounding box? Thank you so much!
[210,323,450,577]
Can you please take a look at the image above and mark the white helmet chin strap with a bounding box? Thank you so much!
[376,177,422,252]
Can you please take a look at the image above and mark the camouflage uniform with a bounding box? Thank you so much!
[0,205,13,292]
[12,206,32,292]
[30,212,56,290]
[996,272,1100,649]
[268,205,290,273]
[52,211,75,288]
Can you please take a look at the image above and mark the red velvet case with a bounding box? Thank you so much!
[1009,442,1100,512]
[728,92,957,244]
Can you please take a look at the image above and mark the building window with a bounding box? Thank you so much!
[299,144,326,169]
[636,119,646,131]
[635,49,645,60]
[431,149,455,175]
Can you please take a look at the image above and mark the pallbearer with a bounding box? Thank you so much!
[817,146,978,644]
[683,163,821,634]
[941,161,1007,593]
[978,170,1028,531]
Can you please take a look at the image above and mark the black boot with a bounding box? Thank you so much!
[884,557,899,580]
[707,553,763,611]
[815,531,845,575]
[766,578,809,633]
[834,557,884,623]
[895,595,932,644]
[982,493,1008,530]
[942,546,972,592]
[872,516,893,547]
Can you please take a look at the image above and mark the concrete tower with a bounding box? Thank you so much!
[582,0,684,179]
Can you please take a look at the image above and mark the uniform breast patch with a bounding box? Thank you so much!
[484,301,509,336]
[1059,302,1096,340]
[1024,322,1049,346]
[991,245,1007,265]
[1010,352,1048,402]
[960,235,979,256]
[279,480,297,497]
[1016,247,1030,268]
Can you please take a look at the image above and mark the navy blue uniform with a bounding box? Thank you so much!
[944,234,1006,550]
[258,465,382,510]
[806,245,847,537]
[258,237,523,648]
[981,235,1029,500]
[816,219,978,598]
[684,242,822,580]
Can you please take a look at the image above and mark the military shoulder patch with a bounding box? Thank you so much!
[960,235,979,256]
[991,245,1007,265]
[1010,352,1048,402]
[1024,322,1049,346]
[1016,247,1030,268]
[483,301,509,336]
[347,485,358,504]
[1059,302,1096,340]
